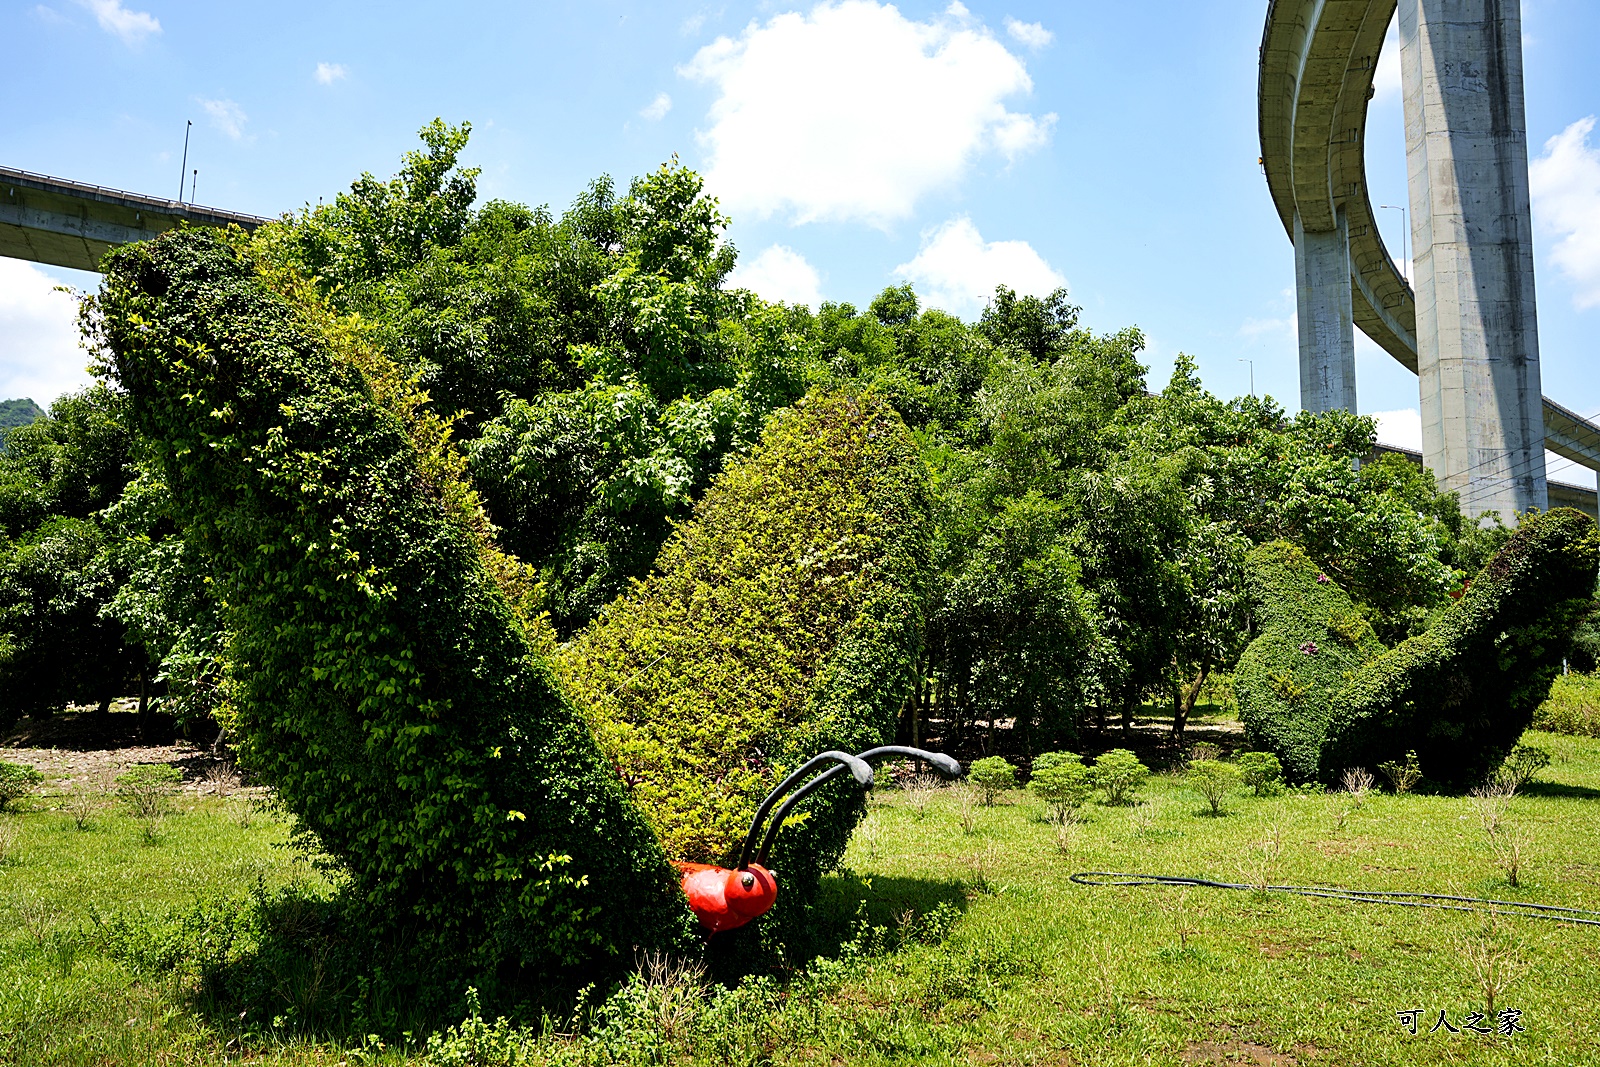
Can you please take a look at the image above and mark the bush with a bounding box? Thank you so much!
[1090,749,1149,806]
[1236,751,1284,797]
[96,226,694,985]
[969,757,1017,806]
[557,390,930,919]
[1377,750,1422,794]
[1233,541,1385,782]
[0,760,43,811]
[1532,672,1600,737]
[1184,760,1241,816]
[1236,513,1600,787]
[1028,753,1091,822]
[1496,743,1551,791]
[116,763,181,841]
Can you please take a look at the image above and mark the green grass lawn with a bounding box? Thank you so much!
[4,731,1599,1065]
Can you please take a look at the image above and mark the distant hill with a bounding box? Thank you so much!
[0,398,46,447]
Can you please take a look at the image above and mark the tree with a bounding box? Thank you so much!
[0,518,130,729]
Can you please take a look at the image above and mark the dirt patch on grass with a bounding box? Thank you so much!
[2,708,245,797]
[1180,1038,1302,1065]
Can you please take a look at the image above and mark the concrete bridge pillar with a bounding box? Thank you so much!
[1399,0,1548,520]
[1294,209,1358,413]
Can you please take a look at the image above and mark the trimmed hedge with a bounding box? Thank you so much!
[1533,672,1600,737]
[94,228,694,982]
[1233,541,1385,781]
[558,391,930,909]
[1237,511,1600,786]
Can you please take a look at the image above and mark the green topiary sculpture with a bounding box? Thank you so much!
[1233,541,1385,781]
[1321,508,1599,786]
[558,390,931,914]
[94,227,695,982]
[1236,510,1599,787]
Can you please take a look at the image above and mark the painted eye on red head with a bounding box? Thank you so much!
[723,863,778,920]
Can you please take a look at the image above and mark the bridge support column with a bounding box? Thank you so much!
[1400,0,1547,520]
[1294,210,1358,413]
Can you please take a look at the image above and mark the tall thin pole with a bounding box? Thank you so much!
[1379,204,1409,284]
[190,169,197,204]
[1238,358,1255,398]
[178,120,191,202]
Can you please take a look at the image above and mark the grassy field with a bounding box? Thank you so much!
[3,726,1600,1066]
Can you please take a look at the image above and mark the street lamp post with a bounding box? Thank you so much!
[1378,204,1409,285]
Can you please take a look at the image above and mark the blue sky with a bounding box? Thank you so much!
[3,0,1596,487]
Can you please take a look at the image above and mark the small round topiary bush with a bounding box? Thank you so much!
[1027,752,1091,821]
[1236,751,1284,797]
[968,756,1018,806]
[1184,759,1242,816]
[1090,749,1149,806]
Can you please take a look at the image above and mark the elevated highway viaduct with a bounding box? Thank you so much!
[2,165,268,274]
[1260,0,1600,519]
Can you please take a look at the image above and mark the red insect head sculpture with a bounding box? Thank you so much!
[673,746,962,935]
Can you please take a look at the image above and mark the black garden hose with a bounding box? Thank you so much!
[1070,872,1600,928]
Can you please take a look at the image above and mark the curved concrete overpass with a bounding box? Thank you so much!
[1258,0,1600,486]
[2,165,269,273]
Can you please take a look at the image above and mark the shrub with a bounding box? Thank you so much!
[1028,752,1091,822]
[1090,749,1149,806]
[1378,750,1422,794]
[96,227,694,984]
[1322,510,1600,786]
[1233,541,1385,782]
[1236,751,1284,797]
[1532,672,1600,737]
[1496,743,1551,791]
[969,757,1017,806]
[0,760,44,811]
[116,763,181,841]
[1235,513,1600,787]
[557,390,930,918]
[1184,760,1241,816]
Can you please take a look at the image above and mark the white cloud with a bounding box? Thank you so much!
[314,62,347,85]
[1370,407,1422,451]
[1373,17,1401,103]
[77,0,159,44]
[0,262,93,409]
[640,92,673,121]
[1003,17,1052,49]
[893,216,1065,318]
[200,98,248,141]
[681,1,1055,226]
[1530,115,1600,308]
[726,244,824,307]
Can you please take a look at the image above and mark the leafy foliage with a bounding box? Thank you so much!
[1184,759,1241,815]
[1533,672,1600,737]
[0,760,43,811]
[0,517,131,729]
[1089,748,1149,805]
[93,225,694,984]
[1322,509,1600,786]
[1234,541,1386,781]
[1236,751,1284,797]
[0,398,44,446]
[968,757,1017,805]
[1027,752,1091,819]
[1238,510,1600,787]
[557,391,930,905]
